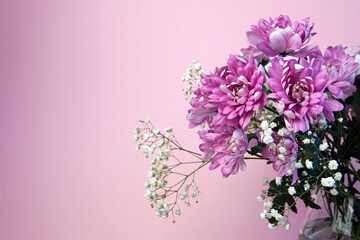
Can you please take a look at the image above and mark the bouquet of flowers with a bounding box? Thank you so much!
[135,15,360,239]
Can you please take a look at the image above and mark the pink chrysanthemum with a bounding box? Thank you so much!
[268,58,343,132]
[246,15,315,57]
[259,128,298,184]
[186,66,227,128]
[323,45,359,100]
[199,127,257,178]
[216,54,267,130]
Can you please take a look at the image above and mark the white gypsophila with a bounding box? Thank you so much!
[321,177,335,187]
[164,126,173,132]
[311,138,316,144]
[275,177,282,186]
[278,130,284,136]
[287,168,294,175]
[264,128,273,136]
[305,159,313,169]
[302,138,310,144]
[337,118,343,123]
[269,143,276,150]
[295,161,304,169]
[270,122,277,128]
[278,154,285,160]
[330,188,338,196]
[288,186,296,195]
[263,135,273,144]
[261,120,269,130]
[257,195,264,202]
[328,160,338,170]
[179,191,188,200]
[334,172,342,181]
[191,191,197,198]
[260,210,267,219]
[312,194,318,200]
[144,182,150,188]
[175,209,181,216]
[286,224,291,230]
[264,201,273,208]
[304,183,310,191]
[268,223,275,229]
[270,208,278,217]
[278,146,286,154]
[263,177,269,185]
[319,142,329,151]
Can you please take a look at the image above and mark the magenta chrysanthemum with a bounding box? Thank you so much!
[186,66,227,128]
[199,127,257,178]
[246,15,315,57]
[268,58,343,132]
[216,54,267,130]
[323,45,359,100]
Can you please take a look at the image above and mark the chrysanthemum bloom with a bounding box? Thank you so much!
[186,66,228,128]
[323,45,359,100]
[268,58,343,132]
[198,127,257,178]
[215,54,267,130]
[259,128,298,183]
[246,15,315,57]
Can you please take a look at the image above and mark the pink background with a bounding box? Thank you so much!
[0,0,359,239]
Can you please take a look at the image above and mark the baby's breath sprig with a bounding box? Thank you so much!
[181,60,203,101]
[135,118,210,222]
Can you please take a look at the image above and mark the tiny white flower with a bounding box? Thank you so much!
[175,209,181,216]
[295,161,304,169]
[144,118,150,124]
[264,128,273,136]
[311,138,316,144]
[269,143,276,150]
[334,172,342,181]
[264,201,273,208]
[144,182,150,188]
[308,131,313,135]
[321,177,335,187]
[278,154,285,160]
[330,188,338,196]
[270,122,277,128]
[288,186,296,195]
[278,146,286,154]
[286,224,291,230]
[287,168,294,175]
[302,138,310,144]
[263,135,273,144]
[260,210,267,219]
[143,134,149,141]
[268,223,275,229]
[148,171,155,178]
[278,130,284,136]
[328,160,338,170]
[263,177,269,185]
[304,183,310,191]
[261,120,269,130]
[164,126,173,132]
[275,177,282,186]
[257,195,264,202]
[150,177,157,186]
[179,192,188,200]
[337,118,343,123]
[305,159,313,169]
[319,142,329,151]
[191,191,197,198]
[302,171,308,176]
[312,194,318,200]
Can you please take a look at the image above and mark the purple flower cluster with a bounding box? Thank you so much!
[185,14,359,179]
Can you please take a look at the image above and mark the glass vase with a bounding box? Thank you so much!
[298,190,354,240]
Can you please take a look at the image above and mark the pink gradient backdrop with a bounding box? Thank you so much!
[0,0,359,239]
